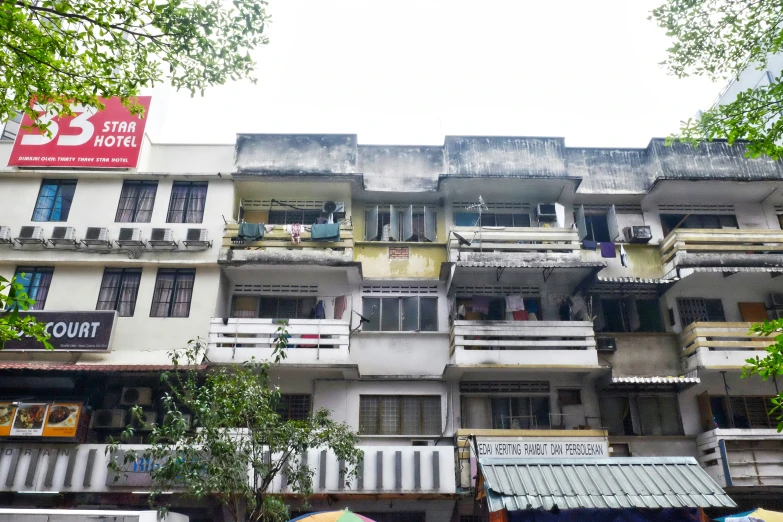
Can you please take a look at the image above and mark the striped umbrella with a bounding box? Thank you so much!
[290,510,376,522]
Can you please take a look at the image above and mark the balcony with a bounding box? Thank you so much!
[207,318,351,365]
[661,228,783,276]
[219,223,355,266]
[679,322,775,372]
[0,443,456,495]
[448,226,586,267]
[697,429,783,488]
[449,320,599,368]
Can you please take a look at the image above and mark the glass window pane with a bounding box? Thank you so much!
[600,396,629,436]
[359,397,379,434]
[171,272,195,317]
[401,397,421,434]
[380,397,399,434]
[513,213,531,227]
[494,214,513,227]
[150,272,176,317]
[455,213,479,226]
[420,298,438,331]
[117,271,141,317]
[638,397,663,435]
[363,298,380,331]
[381,298,400,331]
[401,297,418,331]
[421,396,441,434]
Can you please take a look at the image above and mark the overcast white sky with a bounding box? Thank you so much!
[148,0,719,148]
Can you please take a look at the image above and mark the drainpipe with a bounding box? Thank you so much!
[774,374,779,395]
[721,371,734,429]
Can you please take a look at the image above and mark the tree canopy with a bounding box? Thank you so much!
[651,0,783,158]
[0,274,51,350]
[1,0,270,129]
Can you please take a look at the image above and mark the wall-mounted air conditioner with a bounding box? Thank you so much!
[322,201,345,213]
[49,226,78,246]
[148,228,177,248]
[82,227,111,247]
[120,386,153,406]
[536,204,558,223]
[116,227,144,247]
[91,409,127,429]
[771,293,783,308]
[15,226,45,245]
[0,226,11,244]
[132,410,158,431]
[596,336,617,353]
[624,226,652,244]
[183,228,210,247]
[164,413,193,430]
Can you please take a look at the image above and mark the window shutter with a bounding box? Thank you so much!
[365,205,379,241]
[402,205,414,241]
[625,296,640,332]
[592,297,606,331]
[576,205,587,240]
[424,206,437,242]
[388,205,399,241]
[606,204,619,242]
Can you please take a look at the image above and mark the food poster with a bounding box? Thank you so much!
[42,403,82,437]
[0,402,16,436]
[9,403,49,436]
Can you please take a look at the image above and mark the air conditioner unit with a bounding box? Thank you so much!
[148,227,177,248]
[536,203,558,223]
[624,226,653,244]
[322,201,345,213]
[82,227,111,247]
[596,336,617,353]
[183,228,210,247]
[49,226,78,246]
[164,412,193,430]
[0,226,11,244]
[771,293,783,308]
[120,386,153,406]
[91,409,127,429]
[116,227,144,247]
[15,226,45,245]
[132,410,158,431]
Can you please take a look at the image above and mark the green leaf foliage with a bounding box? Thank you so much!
[0,0,270,132]
[743,320,783,432]
[107,323,363,522]
[651,0,783,158]
[0,275,52,350]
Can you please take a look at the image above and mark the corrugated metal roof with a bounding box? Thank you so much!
[611,376,700,384]
[457,260,606,269]
[480,457,736,511]
[596,277,675,284]
[680,266,783,275]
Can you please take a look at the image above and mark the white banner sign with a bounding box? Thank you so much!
[477,439,608,458]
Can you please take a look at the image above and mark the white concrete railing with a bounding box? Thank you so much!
[450,320,599,368]
[696,429,783,488]
[679,321,775,371]
[448,226,580,261]
[0,443,456,495]
[207,318,351,364]
[661,228,783,266]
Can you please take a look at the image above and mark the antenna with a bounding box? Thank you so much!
[463,195,489,252]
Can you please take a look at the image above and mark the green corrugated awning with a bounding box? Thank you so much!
[480,457,736,511]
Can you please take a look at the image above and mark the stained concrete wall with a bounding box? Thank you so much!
[602,333,681,378]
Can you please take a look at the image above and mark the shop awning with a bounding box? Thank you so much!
[676,266,783,278]
[604,374,700,392]
[480,457,736,511]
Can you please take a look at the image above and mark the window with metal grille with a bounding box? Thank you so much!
[677,298,725,327]
[32,180,77,222]
[13,267,54,310]
[365,205,437,242]
[150,269,195,317]
[233,296,318,319]
[167,181,208,223]
[96,268,142,317]
[268,209,324,225]
[599,395,682,435]
[359,395,441,435]
[707,395,777,429]
[453,212,531,227]
[594,297,664,333]
[459,381,550,393]
[275,395,311,421]
[362,297,438,331]
[116,181,158,222]
[660,214,738,236]
[489,397,551,429]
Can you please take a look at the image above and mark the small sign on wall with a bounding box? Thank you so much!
[476,437,609,459]
[3,311,116,352]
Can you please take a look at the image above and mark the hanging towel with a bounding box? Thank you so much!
[600,242,617,258]
[526,299,539,315]
[619,244,629,267]
[311,223,341,241]
[314,300,326,319]
[334,295,347,320]
[472,296,491,314]
[237,222,264,241]
[264,224,276,233]
[506,295,525,312]
[513,310,529,321]
[581,240,598,250]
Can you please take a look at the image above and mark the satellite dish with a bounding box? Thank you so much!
[453,232,472,246]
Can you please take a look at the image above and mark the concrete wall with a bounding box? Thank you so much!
[602,333,681,377]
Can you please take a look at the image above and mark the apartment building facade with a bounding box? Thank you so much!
[1,125,782,520]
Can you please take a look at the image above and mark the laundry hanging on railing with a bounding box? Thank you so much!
[600,242,616,258]
[334,295,347,320]
[237,222,265,241]
[311,223,341,242]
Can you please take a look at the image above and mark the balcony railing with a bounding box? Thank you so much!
[661,228,783,266]
[223,223,354,250]
[448,226,581,262]
[450,320,599,368]
[697,429,783,488]
[208,318,351,364]
[679,322,775,371]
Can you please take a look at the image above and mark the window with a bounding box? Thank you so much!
[1,111,22,141]
[150,269,195,317]
[490,396,551,429]
[96,269,142,317]
[116,181,158,222]
[362,297,438,331]
[12,267,53,310]
[365,205,437,242]
[275,395,311,421]
[231,295,318,319]
[677,298,725,327]
[704,395,777,429]
[359,395,441,435]
[660,214,738,236]
[575,205,618,243]
[32,180,76,222]
[593,296,664,333]
[599,395,682,435]
[454,212,531,227]
[268,209,329,225]
[167,182,208,223]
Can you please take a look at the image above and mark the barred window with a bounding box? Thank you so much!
[32,180,76,222]
[276,395,311,421]
[359,395,441,435]
[13,267,54,310]
[362,296,438,331]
